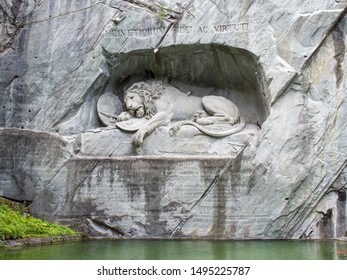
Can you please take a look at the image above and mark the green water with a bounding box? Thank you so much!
[1,240,347,260]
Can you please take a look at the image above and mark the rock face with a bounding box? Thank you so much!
[1,0,347,239]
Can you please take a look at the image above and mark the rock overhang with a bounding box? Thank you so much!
[103,43,270,126]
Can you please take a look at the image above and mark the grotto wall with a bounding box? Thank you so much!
[1,0,347,239]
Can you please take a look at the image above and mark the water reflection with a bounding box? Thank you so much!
[1,240,347,260]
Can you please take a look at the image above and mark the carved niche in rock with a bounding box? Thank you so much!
[97,80,247,147]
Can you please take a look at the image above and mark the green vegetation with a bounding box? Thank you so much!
[158,7,166,20]
[0,199,77,240]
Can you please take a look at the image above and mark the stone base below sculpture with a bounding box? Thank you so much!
[77,124,259,157]
[31,156,269,239]
[1,128,346,239]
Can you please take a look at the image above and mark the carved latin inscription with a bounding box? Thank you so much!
[106,23,249,37]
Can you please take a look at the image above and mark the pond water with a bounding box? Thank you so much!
[1,239,347,260]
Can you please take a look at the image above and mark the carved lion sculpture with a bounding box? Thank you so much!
[116,80,245,146]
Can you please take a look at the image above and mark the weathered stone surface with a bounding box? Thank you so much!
[30,156,248,238]
[77,125,258,157]
[0,0,39,53]
[1,0,347,239]
[0,128,73,201]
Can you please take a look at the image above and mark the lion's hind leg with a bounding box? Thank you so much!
[199,95,239,125]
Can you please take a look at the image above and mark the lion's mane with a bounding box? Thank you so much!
[126,80,164,118]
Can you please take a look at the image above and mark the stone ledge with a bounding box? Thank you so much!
[2,234,83,248]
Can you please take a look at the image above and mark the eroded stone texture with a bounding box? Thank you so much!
[0,0,39,53]
[0,128,73,201]
[1,0,347,239]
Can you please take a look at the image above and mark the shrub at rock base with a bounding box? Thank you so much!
[0,201,77,240]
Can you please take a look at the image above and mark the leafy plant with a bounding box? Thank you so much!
[0,202,77,240]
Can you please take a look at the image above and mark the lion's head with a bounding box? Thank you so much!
[124,80,164,118]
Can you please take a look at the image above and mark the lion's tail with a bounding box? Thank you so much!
[181,117,246,138]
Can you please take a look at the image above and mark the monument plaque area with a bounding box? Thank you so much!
[1,0,347,239]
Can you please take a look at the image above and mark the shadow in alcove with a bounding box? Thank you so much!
[102,43,270,126]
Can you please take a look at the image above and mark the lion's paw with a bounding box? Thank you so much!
[117,112,132,122]
[169,122,182,136]
[132,130,144,146]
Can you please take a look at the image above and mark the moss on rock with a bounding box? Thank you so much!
[0,198,77,240]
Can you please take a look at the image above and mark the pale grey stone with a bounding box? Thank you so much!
[1,0,347,239]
